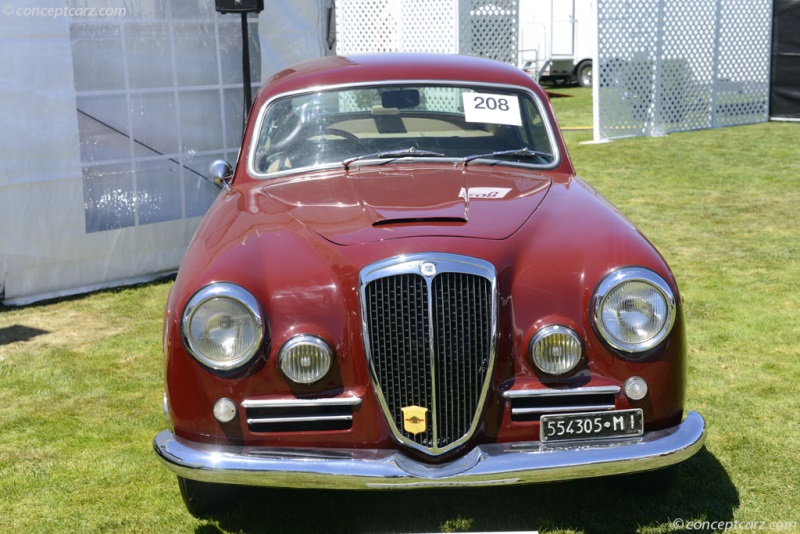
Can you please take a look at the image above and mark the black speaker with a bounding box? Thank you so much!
[215,0,264,14]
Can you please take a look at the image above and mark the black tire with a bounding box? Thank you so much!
[177,476,243,518]
[618,464,679,494]
[576,60,593,88]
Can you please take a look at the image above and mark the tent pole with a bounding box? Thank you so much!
[241,12,253,127]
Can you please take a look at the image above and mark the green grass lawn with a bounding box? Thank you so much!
[1,88,799,532]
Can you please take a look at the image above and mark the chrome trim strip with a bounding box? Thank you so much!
[359,253,498,457]
[511,404,616,416]
[247,415,353,425]
[241,397,362,409]
[246,79,562,180]
[502,386,621,399]
[154,411,706,489]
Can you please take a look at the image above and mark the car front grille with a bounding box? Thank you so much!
[360,254,496,456]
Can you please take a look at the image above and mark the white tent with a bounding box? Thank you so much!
[0,0,332,305]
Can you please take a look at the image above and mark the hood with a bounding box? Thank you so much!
[259,165,551,245]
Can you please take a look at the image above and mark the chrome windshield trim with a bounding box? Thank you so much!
[154,411,706,489]
[502,386,621,399]
[246,79,561,180]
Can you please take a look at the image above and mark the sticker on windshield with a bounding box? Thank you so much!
[462,93,522,126]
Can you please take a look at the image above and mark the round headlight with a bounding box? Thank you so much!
[593,267,676,353]
[182,284,265,371]
[529,325,583,375]
[279,335,333,384]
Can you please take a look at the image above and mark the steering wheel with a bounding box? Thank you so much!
[305,127,367,149]
[259,151,291,173]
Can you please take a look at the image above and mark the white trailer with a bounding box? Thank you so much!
[518,0,596,87]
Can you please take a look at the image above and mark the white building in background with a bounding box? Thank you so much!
[518,0,597,87]
[0,0,333,305]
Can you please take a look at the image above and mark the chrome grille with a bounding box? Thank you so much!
[360,254,496,456]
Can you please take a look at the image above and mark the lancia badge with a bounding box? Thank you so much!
[419,262,437,277]
[401,405,428,435]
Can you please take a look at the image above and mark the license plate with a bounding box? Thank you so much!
[540,409,643,443]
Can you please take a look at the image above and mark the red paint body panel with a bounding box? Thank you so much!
[261,165,551,245]
[163,54,687,460]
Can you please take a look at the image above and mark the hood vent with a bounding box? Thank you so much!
[373,216,467,227]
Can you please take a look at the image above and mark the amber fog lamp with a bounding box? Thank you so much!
[279,335,333,384]
[529,325,583,375]
[593,267,676,354]
[182,283,265,371]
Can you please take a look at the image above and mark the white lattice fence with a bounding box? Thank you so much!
[336,0,457,54]
[336,0,518,64]
[596,0,772,140]
[459,0,518,64]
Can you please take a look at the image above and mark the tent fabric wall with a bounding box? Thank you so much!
[0,0,328,305]
[260,0,334,76]
[771,0,800,120]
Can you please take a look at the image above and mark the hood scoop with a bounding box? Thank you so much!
[261,165,550,245]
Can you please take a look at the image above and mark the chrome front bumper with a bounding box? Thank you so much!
[153,411,705,489]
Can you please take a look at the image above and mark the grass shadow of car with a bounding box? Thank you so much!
[198,447,735,533]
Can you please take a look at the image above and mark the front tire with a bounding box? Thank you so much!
[177,476,243,517]
[576,60,593,88]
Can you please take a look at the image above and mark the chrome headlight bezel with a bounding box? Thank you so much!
[592,267,677,354]
[181,283,265,372]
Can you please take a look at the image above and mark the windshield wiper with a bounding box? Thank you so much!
[462,147,553,167]
[342,147,445,169]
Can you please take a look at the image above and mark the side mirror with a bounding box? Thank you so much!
[209,160,233,190]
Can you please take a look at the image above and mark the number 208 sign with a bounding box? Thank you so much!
[462,92,522,126]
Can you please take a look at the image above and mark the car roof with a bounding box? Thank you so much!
[255,53,543,104]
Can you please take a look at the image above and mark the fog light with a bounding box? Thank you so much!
[213,398,237,423]
[279,335,333,384]
[624,376,648,401]
[529,325,583,375]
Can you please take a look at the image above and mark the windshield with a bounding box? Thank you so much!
[250,84,556,176]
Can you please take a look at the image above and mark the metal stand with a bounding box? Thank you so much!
[241,12,253,125]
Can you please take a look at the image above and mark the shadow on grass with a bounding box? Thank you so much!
[196,447,736,533]
[0,324,49,345]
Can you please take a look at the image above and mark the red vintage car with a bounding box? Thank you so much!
[153,53,706,516]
